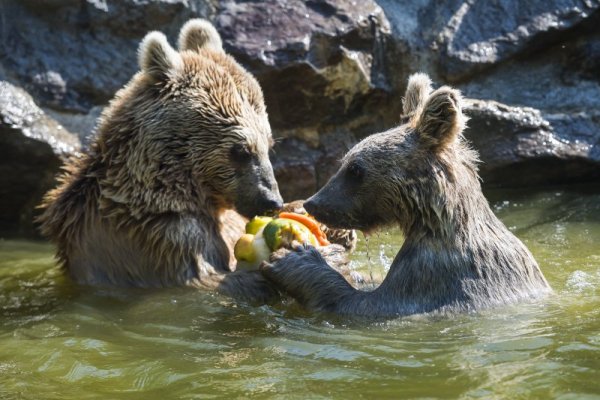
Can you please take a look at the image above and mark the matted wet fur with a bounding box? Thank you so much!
[38,20,288,302]
[262,73,552,317]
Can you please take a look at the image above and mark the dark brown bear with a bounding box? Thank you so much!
[39,20,285,302]
[262,73,552,317]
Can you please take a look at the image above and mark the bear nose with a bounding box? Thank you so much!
[263,198,283,213]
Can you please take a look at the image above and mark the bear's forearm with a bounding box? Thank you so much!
[205,269,281,304]
[261,246,357,313]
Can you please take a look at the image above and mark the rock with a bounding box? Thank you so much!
[272,138,320,202]
[0,81,81,237]
[434,0,600,81]
[0,0,217,112]
[221,0,600,196]
[441,1,600,187]
[44,106,104,147]
[464,100,600,186]
[216,0,401,133]
[458,34,600,113]
[271,130,359,201]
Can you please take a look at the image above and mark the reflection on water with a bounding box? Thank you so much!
[1,185,599,399]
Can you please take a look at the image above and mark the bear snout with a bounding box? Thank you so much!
[260,197,283,213]
[304,199,339,227]
[250,188,283,215]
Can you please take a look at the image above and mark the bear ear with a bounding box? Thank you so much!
[401,73,432,122]
[138,31,182,80]
[178,18,223,52]
[415,87,466,151]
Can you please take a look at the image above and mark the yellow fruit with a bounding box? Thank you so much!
[234,233,271,270]
[245,216,273,235]
[234,234,256,263]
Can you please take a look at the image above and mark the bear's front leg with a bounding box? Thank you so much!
[210,269,281,305]
[261,244,356,313]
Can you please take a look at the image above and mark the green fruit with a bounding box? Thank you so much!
[263,218,318,251]
[245,216,273,235]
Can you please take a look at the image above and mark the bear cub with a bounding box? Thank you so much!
[262,73,551,317]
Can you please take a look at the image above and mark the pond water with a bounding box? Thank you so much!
[1,186,599,399]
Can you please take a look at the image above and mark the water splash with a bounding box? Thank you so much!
[379,243,392,272]
[362,232,375,284]
[565,270,598,293]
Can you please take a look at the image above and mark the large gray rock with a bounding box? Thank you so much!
[45,106,104,147]
[434,0,600,81]
[0,81,81,237]
[217,0,400,138]
[217,0,600,197]
[464,100,600,186]
[450,3,600,187]
[0,0,217,112]
[458,33,600,112]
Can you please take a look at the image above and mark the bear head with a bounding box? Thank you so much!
[124,19,282,218]
[304,73,479,234]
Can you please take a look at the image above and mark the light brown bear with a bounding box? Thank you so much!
[262,73,552,317]
[39,20,287,302]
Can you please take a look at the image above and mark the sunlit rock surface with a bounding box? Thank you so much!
[0,81,81,237]
[464,100,600,185]
[0,0,599,235]
[0,0,218,111]
[433,0,600,80]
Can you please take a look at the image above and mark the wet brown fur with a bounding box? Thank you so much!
[262,74,552,317]
[39,20,284,303]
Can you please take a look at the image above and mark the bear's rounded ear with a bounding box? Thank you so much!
[401,73,432,123]
[138,31,182,80]
[178,18,223,52]
[415,87,466,151]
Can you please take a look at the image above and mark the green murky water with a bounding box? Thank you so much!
[1,186,599,399]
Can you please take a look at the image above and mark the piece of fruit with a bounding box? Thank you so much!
[278,212,330,246]
[262,218,318,251]
[245,216,273,235]
[234,234,257,263]
[235,212,330,270]
[234,233,271,270]
[250,235,271,266]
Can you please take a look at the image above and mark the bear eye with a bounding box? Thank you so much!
[347,162,365,180]
[230,143,252,163]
